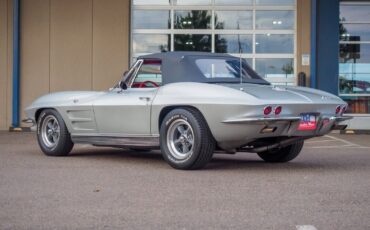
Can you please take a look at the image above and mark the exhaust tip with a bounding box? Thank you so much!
[260,127,277,133]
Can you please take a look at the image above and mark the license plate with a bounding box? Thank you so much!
[298,113,317,131]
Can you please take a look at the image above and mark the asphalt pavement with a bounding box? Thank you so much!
[0,131,369,230]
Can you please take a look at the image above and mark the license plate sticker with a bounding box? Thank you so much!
[298,114,317,131]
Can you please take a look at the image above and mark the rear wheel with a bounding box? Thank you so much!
[160,108,215,170]
[37,109,74,156]
[257,140,304,163]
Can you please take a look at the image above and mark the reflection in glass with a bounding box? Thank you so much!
[255,34,293,53]
[215,0,252,5]
[133,0,170,5]
[256,0,295,5]
[339,44,370,94]
[174,0,211,5]
[133,10,170,29]
[340,4,370,22]
[195,59,263,81]
[174,34,211,52]
[340,44,370,65]
[174,11,211,29]
[341,96,370,114]
[133,34,170,53]
[215,11,252,30]
[215,35,252,53]
[228,56,252,67]
[340,24,370,42]
[255,59,294,78]
[256,11,294,30]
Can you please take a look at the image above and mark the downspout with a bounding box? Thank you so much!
[12,0,20,127]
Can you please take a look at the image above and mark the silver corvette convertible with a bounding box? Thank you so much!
[25,52,351,170]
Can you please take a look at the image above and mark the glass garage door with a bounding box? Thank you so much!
[131,0,296,85]
[339,1,370,114]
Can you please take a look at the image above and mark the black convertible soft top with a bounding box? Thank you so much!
[138,52,270,85]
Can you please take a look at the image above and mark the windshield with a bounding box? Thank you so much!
[195,58,269,85]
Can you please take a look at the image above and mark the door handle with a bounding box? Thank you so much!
[139,97,151,102]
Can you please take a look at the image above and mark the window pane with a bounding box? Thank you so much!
[133,10,170,29]
[133,34,170,53]
[255,34,294,53]
[215,0,252,5]
[215,11,252,30]
[174,11,211,29]
[255,59,294,78]
[340,23,370,42]
[229,56,252,67]
[174,0,211,5]
[256,0,295,5]
[195,58,262,80]
[339,44,370,95]
[174,34,211,52]
[340,4,370,22]
[133,62,162,88]
[133,0,170,5]
[256,11,294,30]
[215,34,252,53]
[340,44,370,64]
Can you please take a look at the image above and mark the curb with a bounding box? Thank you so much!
[340,129,370,135]
[9,127,32,132]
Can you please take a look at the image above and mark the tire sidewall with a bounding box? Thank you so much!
[160,109,202,169]
[37,109,69,156]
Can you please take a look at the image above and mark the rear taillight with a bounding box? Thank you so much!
[274,106,282,115]
[263,106,272,116]
[341,106,347,114]
[335,105,341,114]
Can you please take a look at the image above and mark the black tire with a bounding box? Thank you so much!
[160,108,215,170]
[37,109,74,156]
[257,140,304,163]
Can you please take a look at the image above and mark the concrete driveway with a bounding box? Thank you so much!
[0,131,369,229]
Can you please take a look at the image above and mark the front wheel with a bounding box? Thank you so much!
[160,108,215,170]
[37,109,74,156]
[257,140,304,163]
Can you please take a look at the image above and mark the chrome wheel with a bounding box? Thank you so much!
[166,119,194,160]
[41,115,60,148]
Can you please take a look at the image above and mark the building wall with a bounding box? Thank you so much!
[0,0,13,130]
[0,0,130,130]
[296,0,311,85]
[1,0,310,130]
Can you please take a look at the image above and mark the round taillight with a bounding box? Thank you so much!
[274,106,282,115]
[263,106,272,116]
[335,105,341,114]
[341,106,347,114]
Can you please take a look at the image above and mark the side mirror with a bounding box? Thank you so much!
[119,81,128,90]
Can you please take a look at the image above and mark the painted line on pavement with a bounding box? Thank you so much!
[305,135,369,149]
[296,225,317,230]
[306,139,337,144]
[326,135,363,147]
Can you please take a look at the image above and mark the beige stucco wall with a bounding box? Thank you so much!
[0,0,130,130]
[1,0,310,130]
[296,0,311,85]
[0,0,13,130]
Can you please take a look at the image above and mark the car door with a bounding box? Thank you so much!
[93,59,162,136]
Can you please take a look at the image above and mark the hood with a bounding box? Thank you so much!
[29,91,104,108]
[218,83,343,104]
